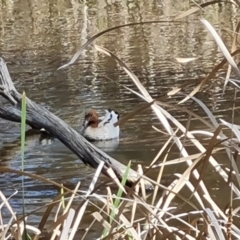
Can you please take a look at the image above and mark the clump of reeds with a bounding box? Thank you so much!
[2,1,240,239]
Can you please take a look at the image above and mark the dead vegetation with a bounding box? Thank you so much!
[1,1,240,239]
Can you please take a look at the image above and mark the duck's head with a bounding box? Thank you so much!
[82,109,99,128]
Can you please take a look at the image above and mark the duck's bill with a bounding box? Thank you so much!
[79,120,88,134]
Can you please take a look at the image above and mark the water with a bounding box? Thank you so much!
[0,0,239,238]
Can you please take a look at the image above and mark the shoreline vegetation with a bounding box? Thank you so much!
[1,1,240,239]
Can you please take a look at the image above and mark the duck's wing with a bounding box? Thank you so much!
[98,110,111,127]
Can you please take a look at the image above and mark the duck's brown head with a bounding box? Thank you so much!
[83,109,99,128]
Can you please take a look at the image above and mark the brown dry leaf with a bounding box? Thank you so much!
[201,19,240,79]
[58,21,182,70]
[114,101,154,127]
[106,167,127,193]
[175,57,197,63]
[191,125,223,196]
[178,48,240,104]
[174,1,235,20]
[174,6,199,20]
[92,212,111,230]
[224,21,240,92]
[167,87,182,96]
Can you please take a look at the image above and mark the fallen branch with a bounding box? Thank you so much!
[0,58,153,190]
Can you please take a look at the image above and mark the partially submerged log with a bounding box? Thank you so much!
[0,58,153,190]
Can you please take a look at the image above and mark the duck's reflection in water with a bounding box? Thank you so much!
[90,138,120,152]
[0,129,54,165]
[0,128,120,167]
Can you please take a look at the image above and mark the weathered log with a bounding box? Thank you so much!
[0,58,153,190]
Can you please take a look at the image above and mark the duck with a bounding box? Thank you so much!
[80,109,120,141]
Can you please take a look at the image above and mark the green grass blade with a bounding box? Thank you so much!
[61,184,66,209]
[21,92,26,169]
[113,161,131,212]
[101,161,131,239]
[21,92,29,240]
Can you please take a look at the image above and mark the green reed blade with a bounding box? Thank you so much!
[101,161,131,239]
[21,92,30,240]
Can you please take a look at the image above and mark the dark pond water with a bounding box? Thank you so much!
[0,0,240,238]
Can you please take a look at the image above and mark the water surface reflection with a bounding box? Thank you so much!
[0,0,239,238]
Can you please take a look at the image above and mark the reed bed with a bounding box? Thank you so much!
[1,1,240,239]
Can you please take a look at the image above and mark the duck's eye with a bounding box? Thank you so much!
[85,113,92,118]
